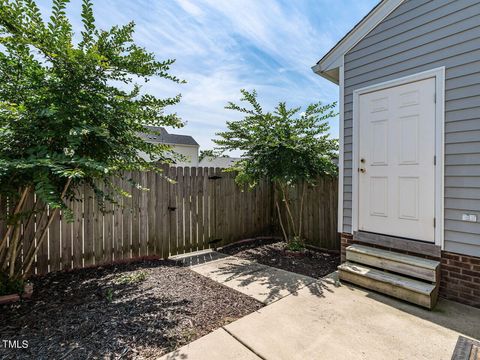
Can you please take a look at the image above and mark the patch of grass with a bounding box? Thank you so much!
[115,271,148,285]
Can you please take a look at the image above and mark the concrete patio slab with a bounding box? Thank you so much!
[224,273,480,360]
[161,263,480,360]
[158,328,260,360]
[190,252,317,304]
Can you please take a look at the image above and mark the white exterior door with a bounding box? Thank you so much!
[358,78,436,242]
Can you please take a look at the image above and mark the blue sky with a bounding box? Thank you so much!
[37,0,378,152]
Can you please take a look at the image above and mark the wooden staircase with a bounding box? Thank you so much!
[338,244,440,309]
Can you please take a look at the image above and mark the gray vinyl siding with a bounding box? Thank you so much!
[343,0,480,256]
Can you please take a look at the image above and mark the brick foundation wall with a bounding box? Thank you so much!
[440,251,480,308]
[339,232,480,309]
[340,232,354,263]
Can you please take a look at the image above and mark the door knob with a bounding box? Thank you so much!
[360,158,365,163]
[360,168,366,173]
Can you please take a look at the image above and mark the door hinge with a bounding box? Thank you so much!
[434,155,436,165]
[434,217,436,228]
[434,92,437,103]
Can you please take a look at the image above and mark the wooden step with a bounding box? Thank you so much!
[353,231,441,257]
[338,262,438,309]
[346,244,440,282]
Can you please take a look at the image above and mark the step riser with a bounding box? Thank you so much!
[339,269,438,309]
[346,251,438,282]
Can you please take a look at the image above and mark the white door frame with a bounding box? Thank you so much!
[352,67,445,248]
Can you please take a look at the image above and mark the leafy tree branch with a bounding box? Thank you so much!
[0,0,184,284]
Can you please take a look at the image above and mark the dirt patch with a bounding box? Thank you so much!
[220,240,340,279]
[0,260,263,359]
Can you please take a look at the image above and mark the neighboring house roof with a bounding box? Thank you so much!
[311,0,404,83]
[141,126,199,146]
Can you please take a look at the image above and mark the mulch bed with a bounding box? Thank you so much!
[220,239,340,279]
[0,260,263,359]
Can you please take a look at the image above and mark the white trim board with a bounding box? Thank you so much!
[337,60,345,233]
[351,67,445,248]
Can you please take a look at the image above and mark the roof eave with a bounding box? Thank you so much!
[311,64,340,85]
[312,0,404,85]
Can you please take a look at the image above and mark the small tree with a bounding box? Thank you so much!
[0,0,183,286]
[214,89,338,248]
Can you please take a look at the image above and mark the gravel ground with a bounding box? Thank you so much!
[220,240,340,279]
[0,260,263,359]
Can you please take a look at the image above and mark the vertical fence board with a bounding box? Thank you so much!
[122,174,132,259]
[131,172,140,258]
[160,169,170,258]
[61,200,73,271]
[139,171,148,256]
[36,200,49,275]
[84,186,94,266]
[176,168,184,254]
[147,171,156,256]
[193,168,201,251]
[21,193,35,276]
[49,209,61,272]
[201,167,209,249]
[103,189,113,264]
[72,193,83,269]
[93,184,103,265]
[168,167,178,256]
[185,167,192,252]
[114,199,123,262]
[154,171,166,259]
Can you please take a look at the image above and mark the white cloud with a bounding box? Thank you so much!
[175,0,204,17]
[36,0,378,150]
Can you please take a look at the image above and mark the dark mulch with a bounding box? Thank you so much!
[0,260,263,359]
[220,239,340,279]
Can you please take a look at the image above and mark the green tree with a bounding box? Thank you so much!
[0,0,184,284]
[214,89,338,248]
[199,149,228,162]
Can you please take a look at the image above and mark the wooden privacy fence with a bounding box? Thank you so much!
[1,167,338,276]
[275,178,339,251]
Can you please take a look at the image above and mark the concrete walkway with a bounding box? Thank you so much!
[176,250,318,305]
[164,251,480,360]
